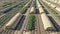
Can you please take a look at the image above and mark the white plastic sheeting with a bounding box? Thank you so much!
[37,0,56,30]
[41,13,56,30]
[50,4,56,8]
[5,13,20,28]
[55,7,60,12]
[30,7,35,13]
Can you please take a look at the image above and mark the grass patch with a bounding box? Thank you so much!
[57,15,60,20]
[3,3,12,8]
[21,8,27,14]
[32,0,36,7]
[28,15,35,30]
[0,14,10,25]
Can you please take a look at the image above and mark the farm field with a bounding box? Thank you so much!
[0,0,60,34]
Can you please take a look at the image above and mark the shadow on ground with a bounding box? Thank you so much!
[48,16,60,32]
[35,9,40,14]
[15,15,26,30]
